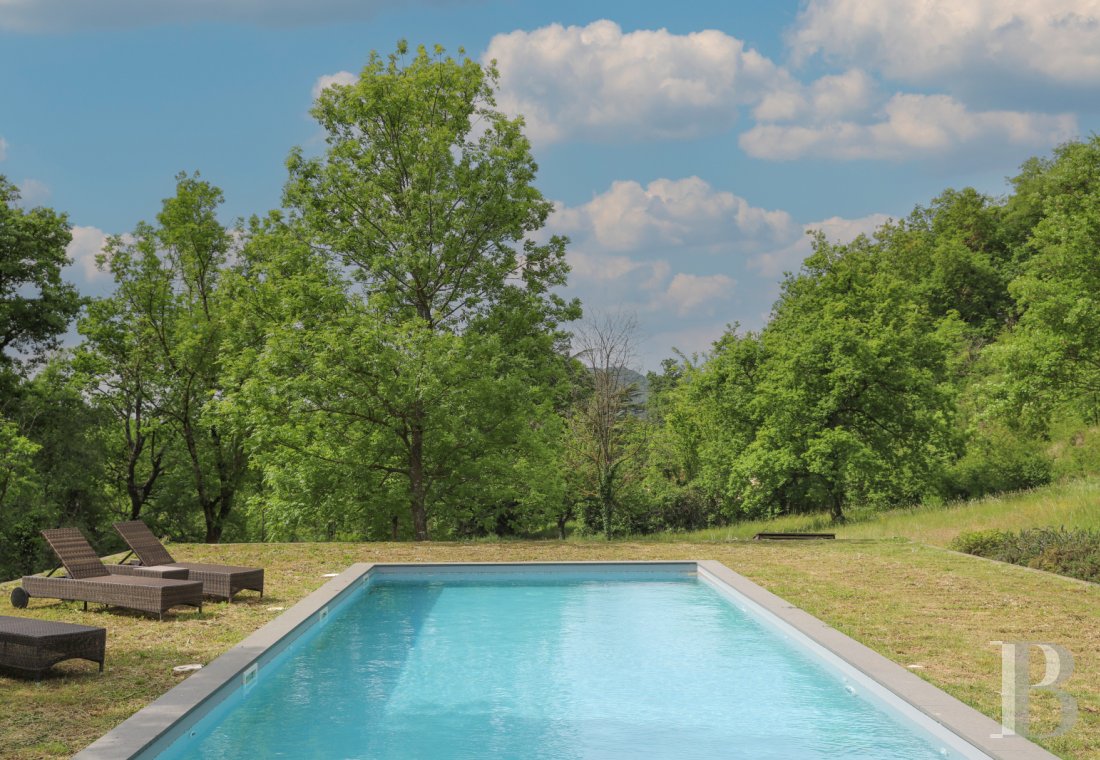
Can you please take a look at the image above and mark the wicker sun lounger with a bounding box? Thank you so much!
[11,528,204,620]
[114,520,264,602]
[0,615,106,679]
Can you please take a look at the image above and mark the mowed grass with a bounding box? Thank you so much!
[1,539,1097,759]
[659,476,1100,545]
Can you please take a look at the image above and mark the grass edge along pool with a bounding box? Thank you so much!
[74,561,1060,760]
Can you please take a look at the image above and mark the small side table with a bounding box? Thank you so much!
[106,562,189,580]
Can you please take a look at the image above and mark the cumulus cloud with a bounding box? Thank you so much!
[661,273,735,316]
[740,93,1077,161]
[552,176,797,254]
[546,177,782,327]
[0,0,467,32]
[0,136,7,161]
[312,71,357,100]
[646,320,732,362]
[790,0,1100,88]
[65,226,114,281]
[485,20,789,144]
[752,68,877,123]
[484,18,1078,162]
[16,178,49,205]
[547,176,892,366]
[749,213,894,277]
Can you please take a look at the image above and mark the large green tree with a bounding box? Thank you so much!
[75,292,170,522]
[230,43,577,540]
[1,178,100,576]
[0,177,81,381]
[730,234,957,521]
[93,173,248,541]
[660,329,763,516]
[989,137,1100,430]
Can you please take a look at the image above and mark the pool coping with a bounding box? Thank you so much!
[74,560,1061,760]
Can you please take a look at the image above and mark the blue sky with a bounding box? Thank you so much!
[2,1,1098,368]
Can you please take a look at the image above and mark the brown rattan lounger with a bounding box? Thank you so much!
[114,520,264,602]
[11,528,204,620]
[0,615,106,679]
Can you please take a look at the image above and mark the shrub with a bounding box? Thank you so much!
[950,529,1011,557]
[943,429,1052,501]
[950,528,1100,583]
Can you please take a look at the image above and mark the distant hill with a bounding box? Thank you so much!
[619,368,649,406]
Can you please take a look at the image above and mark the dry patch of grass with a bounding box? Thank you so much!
[1,540,1096,759]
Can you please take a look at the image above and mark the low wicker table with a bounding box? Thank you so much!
[107,562,189,580]
[0,615,106,678]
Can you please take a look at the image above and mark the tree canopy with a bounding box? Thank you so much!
[227,43,579,540]
[0,177,81,379]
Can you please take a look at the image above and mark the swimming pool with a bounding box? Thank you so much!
[76,562,1059,760]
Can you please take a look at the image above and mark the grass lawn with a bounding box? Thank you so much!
[0,539,1096,759]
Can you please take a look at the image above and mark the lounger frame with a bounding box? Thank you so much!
[114,521,264,602]
[17,529,203,620]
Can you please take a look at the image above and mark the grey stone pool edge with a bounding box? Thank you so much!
[695,560,1059,760]
[73,560,1061,760]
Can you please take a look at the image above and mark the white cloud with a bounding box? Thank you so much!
[565,250,649,283]
[645,320,731,362]
[548,176,892,367]
[790,0,1100,88]
[752,68,877,123]
[661,272,735,316]
[0,0,467,32]
[552,177,797,254]
[16,178,49,205]
[0,136,7,161]
[750,213,893,277]
[484,18,1077,163]
[312,71,357,100]
[485,20,788,144]
[550,176,888,310]
[740,93,1077,161]
[805,69,877,121]
[66,226,113,281]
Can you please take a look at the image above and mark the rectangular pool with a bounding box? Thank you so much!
[76,562,1058,760]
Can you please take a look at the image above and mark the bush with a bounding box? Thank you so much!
[950,528,1100,583]
[943,428,1052,501]
[1050,425,1100,481]
[950,529,1011,557]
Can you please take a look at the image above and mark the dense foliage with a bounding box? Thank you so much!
[648,138,1100,527]
[950,528,1100,584]
[3,42,1100,576]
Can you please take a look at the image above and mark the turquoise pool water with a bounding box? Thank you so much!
[160,573,973,759]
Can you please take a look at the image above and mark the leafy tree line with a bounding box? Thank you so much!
[3,42,1099,576]
[644,138,1100,528]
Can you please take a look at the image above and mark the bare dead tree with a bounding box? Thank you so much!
[567,312,646,539]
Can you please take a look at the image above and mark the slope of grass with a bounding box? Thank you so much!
[1,539,1097,759]
[652,476,1100,545]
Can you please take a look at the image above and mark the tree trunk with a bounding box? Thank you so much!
[600,472,614,540]
[829,489,846,524]
[207,426,244,544]
[125,437,163,521]
[556,512,569,540]
[409,406,429,540]
[204,509,223,543]
[180,412,222,542]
